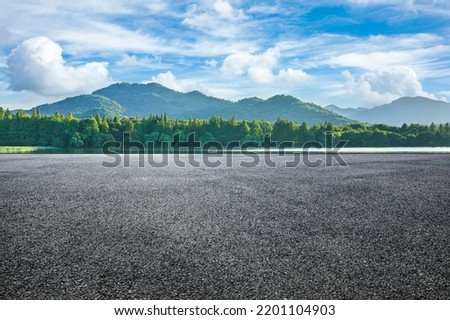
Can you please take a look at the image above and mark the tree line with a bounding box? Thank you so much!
[0,107,449,148]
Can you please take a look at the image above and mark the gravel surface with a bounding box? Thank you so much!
[1,153,449,299]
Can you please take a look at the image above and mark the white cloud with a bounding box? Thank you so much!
[0,2,173,56]
[345,0,404,5]
[330,51,412,70]
[147,71,206,93]
[1,0,449,109]
[343,0,450,16]
[116,54,168,69]
[182,1,248,38]
[146,71,244,101]
[221,48,308,84]
[6,37,110,96]
[278,68,310,83]
[205,59,218,68]
[213,0,245,20]
[52,21,166,55]
[247,5,281,14]
[437,91,450,102]
[142,0,170,13]
[343,66,435,106]
[279,33,450,79]
[1,1,257,58]
[0,25,10,45]
[437,91,450,97]
[327,46,450,78]
[0,55,6,68]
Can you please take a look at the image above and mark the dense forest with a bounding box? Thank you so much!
[0,107,449,148]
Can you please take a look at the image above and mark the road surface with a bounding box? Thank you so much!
[1,153,449,299]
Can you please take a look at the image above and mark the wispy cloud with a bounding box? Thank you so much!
[116,54,170,70]
[247,4,281,15]
[279,33,450,79]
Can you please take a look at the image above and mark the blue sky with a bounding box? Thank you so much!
[0,0,449,109]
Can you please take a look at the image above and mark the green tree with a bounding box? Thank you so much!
[69,132,84,148]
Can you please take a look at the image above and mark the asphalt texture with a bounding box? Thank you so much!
[1,153,449,299]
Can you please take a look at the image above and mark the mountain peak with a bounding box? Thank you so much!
[186,90,206,97]
[237,97,264,103]
[93,82,174,93]
[392,96,438,104]
[266,94,300,104]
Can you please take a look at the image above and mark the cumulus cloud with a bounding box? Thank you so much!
[6,37,110,96]
[221,48,308,84]
[343,66,435,106]
[147,71,206,93]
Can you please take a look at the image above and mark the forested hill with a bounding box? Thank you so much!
[29,83,352,125]
[34,95,125,118]
[0,108,449,148]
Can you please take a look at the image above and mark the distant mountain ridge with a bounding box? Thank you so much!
[31,83,352,125]
[327,97,450,126]
[29,84,450,125]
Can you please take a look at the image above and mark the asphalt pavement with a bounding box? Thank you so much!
[1,153,449,299]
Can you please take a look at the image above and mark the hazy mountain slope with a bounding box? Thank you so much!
[351,97,450,126]
[33,94,125,118]
[326,104,368,118]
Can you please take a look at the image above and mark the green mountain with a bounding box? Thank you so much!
[32,83,352,124]
[34,94,125,118]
